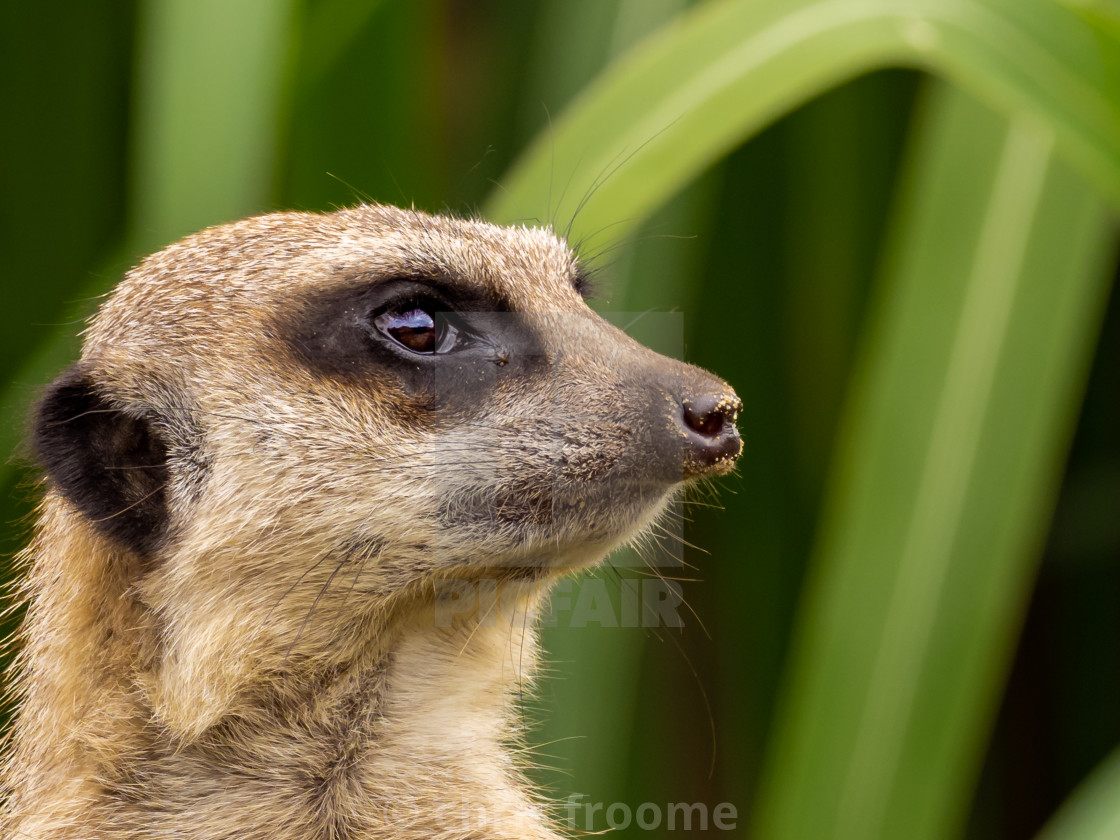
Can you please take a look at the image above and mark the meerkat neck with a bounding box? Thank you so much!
[365,602,560,838]
[3,506,562,840]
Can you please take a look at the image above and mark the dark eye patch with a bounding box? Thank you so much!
[280,276,549,416]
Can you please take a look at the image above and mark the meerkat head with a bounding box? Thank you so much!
[30,204,741,738]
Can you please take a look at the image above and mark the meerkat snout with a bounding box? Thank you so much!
[4,203,741,840]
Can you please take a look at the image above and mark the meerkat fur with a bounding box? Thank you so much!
[1,204,741,839]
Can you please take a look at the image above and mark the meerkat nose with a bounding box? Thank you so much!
[679,391,743,469]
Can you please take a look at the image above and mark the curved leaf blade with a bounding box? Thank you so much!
[486,0,1120,249]
[752,83,1116,840]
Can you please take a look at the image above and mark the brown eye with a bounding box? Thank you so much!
[373,304,460,354]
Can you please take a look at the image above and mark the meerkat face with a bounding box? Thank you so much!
[31,204,739,728]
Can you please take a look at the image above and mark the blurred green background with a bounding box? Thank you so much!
[1,1,1118,838]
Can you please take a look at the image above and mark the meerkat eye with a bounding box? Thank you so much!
[374,303,460,355]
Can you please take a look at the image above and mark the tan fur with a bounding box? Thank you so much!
[1,205,739,839]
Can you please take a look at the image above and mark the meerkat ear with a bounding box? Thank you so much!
[33,365,170,556]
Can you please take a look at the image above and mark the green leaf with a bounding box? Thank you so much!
[1060,0,1120,32]
[751,82,1116,840]
[292,0,385,95]
[131,0,299,250]
[486,0,1120,251]
[1038,746,1120,840]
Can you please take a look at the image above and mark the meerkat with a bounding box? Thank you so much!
[1,203,741,840]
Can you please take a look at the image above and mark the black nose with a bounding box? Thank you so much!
[680,392,742,473]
